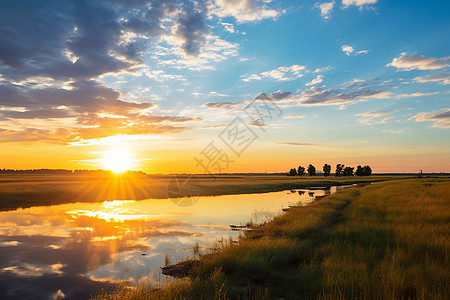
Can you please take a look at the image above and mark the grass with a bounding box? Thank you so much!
[93,177,450,299]
[0,173,404,211]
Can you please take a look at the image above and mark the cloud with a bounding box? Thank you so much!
[313,66,332,73]
[342,0,378,8]
[396,91,439,98]
[306,75,324,86]
[202,101,241,109]
[315,1,335,20]
[383,129,404,134]
[173,1,208,56]
[387,53,450,71]
[158,33,239,70]
[0,81,198,143]
[0,0,219,144]
[356,111,391,125]
[294,86,391,106]
[253,91,292,101]
[356,107,411,125]
[283,114,304,119]
[341,45,368,56]
[413,73,450,85]
[242,65,305,82]
[410,108,450,128]
[210,0,282,23]
[252,78,391,107]
[220,22,236,33]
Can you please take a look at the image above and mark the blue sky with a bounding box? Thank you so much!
[0,0,449,172]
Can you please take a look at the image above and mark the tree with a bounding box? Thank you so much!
[307,164,316,176]
[335,164,344,177]
[343,166,354,176]
[288,168,297,176]
[355,165,372,176]
[363,165,372,176]
[297,166,305,176]
[355,165,363,176]
[323,164,331,177]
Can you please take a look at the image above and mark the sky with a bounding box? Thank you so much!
[0,0,449,173]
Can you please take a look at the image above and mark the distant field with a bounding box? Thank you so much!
[96,177,450,300]
[0,174,409,211]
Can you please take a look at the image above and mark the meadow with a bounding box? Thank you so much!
[0,173,403,211]
[94,177,450,299]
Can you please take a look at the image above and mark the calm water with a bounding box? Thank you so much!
[0,186,351,299]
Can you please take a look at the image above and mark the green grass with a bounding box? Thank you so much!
[0,174,404,211]
[94,177,450,299]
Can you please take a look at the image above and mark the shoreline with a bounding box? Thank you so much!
[93,177,450,299]
[0,174,412,211]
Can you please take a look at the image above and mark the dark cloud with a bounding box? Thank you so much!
[175,2,208,56]
[253,91,291,101]
[0,0,209,81]
[0,80,198,143]
[0,1,209,143]
[0,80,153,115]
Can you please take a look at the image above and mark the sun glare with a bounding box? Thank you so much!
[102,149,134,173]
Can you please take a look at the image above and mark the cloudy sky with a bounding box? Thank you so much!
[0,0,449,173]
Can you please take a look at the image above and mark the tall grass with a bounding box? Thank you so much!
[95,178,450,299]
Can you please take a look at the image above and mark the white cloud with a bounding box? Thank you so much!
[283,114,304,119]
[413,73,450,85]
[242,64,306,82]
[356,111,391,125]
[211,0,282,23]
[315,1,335,20]
[342,0,378,8]
[221,22,236,33]
[383,129,404,134]
[157,34,239,71]
[341,45,368,56]
[396,92,439,98]
[387,53,450,71]
[306,75,324,86]
[410,108,450,128]
[313,66,331,73]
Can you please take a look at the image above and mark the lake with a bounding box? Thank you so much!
[0,186,351,299]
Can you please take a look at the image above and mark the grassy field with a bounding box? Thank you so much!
[94,177,450,299]
[0,173,404,211]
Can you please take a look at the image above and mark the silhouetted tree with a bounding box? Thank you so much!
[355,165,372,176]
[363,165,372,176]
[335,164,344,177]
[355,165,363,176]
[288,168,297,176]
[323,164,331,177]
[307,164,316,176]
[343,166,354,176]
[297,166,305,176]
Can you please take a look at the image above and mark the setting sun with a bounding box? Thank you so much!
[102,149,134,173]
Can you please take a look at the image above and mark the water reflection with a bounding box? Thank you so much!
[0,187,339,299]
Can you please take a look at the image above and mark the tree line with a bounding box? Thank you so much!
[288,164,372,177]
